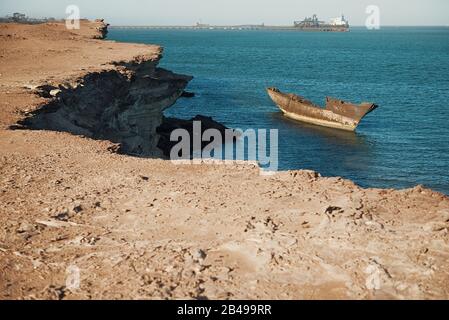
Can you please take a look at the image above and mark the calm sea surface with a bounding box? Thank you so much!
[108,27,449,194]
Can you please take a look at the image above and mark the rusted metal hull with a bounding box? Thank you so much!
[267,88,378,132]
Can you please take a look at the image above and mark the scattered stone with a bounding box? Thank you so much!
[53,210,69,221]
[72,204,83,213]
[34,84,58,98]
[44,285,67,300]
[181,91,195,98]
[23,84,38,90]
[16,222,35,233]
[364,220,384,229]
[192,249,207,262]
[49,89,61,97]
[423,222,447,232]
[440,210,449,222]
[36,219,78,228]
[325,206,343,214]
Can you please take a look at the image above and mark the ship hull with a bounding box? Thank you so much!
[267,88,377,132]
[294,26,349,32]
[278,106,357,131]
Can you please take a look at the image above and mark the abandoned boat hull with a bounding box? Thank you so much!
[267,88,377,132]
[278,106,357,131]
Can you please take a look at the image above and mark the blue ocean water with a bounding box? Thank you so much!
[108,27,449,194]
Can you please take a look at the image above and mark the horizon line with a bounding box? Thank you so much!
[108,24,449,28]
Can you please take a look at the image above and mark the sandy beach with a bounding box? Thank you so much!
[1,20,449,300]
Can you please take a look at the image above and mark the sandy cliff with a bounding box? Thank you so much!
[19,57,191,157]
[0,21,448,300]
[1,20,191,157]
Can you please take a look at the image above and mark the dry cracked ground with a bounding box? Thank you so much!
[1,130,448,299]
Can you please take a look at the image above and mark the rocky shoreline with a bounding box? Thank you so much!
[1,20,449,300]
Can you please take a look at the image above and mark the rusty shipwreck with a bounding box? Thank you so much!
[267,88,378,131]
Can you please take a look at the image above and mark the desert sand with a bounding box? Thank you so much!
[0,21,448,300]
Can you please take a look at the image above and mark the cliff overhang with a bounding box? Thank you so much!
[16,55,192,157]
[2,20,193,157]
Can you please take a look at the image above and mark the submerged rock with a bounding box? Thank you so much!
[181,91,195,98]
[157,115,230,157]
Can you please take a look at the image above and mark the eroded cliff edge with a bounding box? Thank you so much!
[18,56,192,157]
[1,20,192,157]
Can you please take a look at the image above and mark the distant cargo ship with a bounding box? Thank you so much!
[294,14,349,32]
[111,14,350,31]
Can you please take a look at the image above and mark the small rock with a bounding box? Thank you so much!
[53,209,69,221]
[16,222,35,233]
[45,285,66,300]
[36,219,75,228]
[301,221,311,228]
[364,220,384,229]
[423,222,447,232]
[440,210,449,222]
[181,91,195,98]
[49,89,61,97]
[325,206,343,214]
[192,249,207,262]
[23,84,38,90]
[72,204,83,213]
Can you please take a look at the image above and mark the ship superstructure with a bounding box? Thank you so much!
[294,14,349,31]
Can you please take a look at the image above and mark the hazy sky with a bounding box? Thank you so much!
[1,0,448,26]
